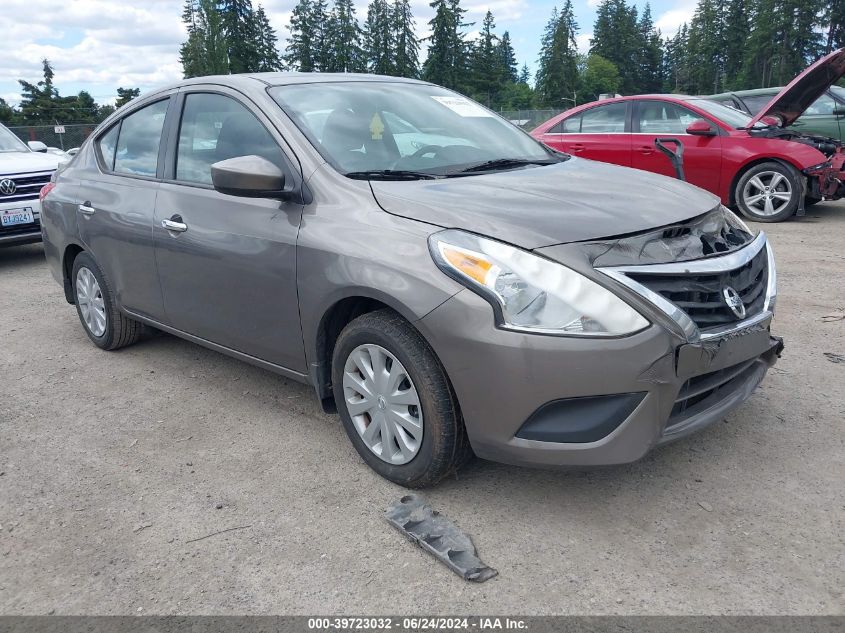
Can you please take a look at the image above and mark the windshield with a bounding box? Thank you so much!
[270,82,558,178]
[0,125,29,153]
[689,98,762,129]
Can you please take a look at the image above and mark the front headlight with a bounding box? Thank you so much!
[429,230,649,336]
[721,204,753,235]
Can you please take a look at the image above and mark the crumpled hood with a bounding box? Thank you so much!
[369,157,720,249]
[749,48,845,128]
[0,150,64,175]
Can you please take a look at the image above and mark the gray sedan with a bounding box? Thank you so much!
[41,74,783,487]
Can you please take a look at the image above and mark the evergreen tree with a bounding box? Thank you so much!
[254,5,283,71]
[636,4,663,93]
[518,63,531,85]
[825,0,845,52]
[364,0,395,74]
[0,98,21,125]
[721,0,748,88]
[536,2,579,107]
[497,31,519,84]
[468,10,501,104]
[286,0,328,71]
[422,0,470,91]
[393,0,420,78]
[325,0,365,72]
[590,0,641,93]
[18,59,60,123]
[115,88,141,108]
[686,0,723,92]
[179,0,228,78]
[221,0,261,73]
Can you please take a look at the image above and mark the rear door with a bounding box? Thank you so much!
[631,99,722,195]
[152,87,306,372]
[76,95,174,321]
[539,101,632,167]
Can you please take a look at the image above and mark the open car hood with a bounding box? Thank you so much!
[749,48,845,128]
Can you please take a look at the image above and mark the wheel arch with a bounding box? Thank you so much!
[309,291,425,413]
[61,242,86,304]
[727,156,806,207]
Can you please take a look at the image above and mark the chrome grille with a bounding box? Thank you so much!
[626,246,768,329]
[0,170,54,203]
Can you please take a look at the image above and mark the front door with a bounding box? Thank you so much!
[631,100,722,195]
[152,89,306,372]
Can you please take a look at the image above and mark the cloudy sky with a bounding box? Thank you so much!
[0,0,697,108]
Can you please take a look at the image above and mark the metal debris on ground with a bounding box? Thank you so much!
[823,352,845,364]
[385,494,497,583]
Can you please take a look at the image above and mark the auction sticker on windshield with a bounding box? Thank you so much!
[431,96,494,117]
[1,207,35,227]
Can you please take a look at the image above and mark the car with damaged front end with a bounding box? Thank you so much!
[40,74,783,487]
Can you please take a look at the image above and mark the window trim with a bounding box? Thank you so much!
[547,101,631,135]
[162,85,300,192]
[92,94,176,182]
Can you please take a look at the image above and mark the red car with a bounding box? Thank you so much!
[532,48,845,222]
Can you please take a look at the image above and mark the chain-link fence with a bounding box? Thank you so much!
[8,123,96,152]
[499,109,565,130]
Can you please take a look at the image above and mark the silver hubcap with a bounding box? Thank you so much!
[342,344,423,465]
[743,171,793,216]
[76,267,106,337]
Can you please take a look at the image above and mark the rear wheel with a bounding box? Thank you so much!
[71,252,142,350]
[734,161,801,222]
[332,309,471,488]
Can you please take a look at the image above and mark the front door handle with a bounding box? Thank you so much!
[79,202,95,216]
[568,143,586,152]
[161,215,188,233]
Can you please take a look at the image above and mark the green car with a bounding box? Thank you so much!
[707,85,845,141]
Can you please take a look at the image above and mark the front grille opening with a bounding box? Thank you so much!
[668,359,759,428]
[628,245,768,331]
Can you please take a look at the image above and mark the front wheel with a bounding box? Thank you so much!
[734,161,801,222]
[332,309,471,488]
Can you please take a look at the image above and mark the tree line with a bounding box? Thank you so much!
[1,0,843,127]
[179,0,844,110]
[0,60,139,126]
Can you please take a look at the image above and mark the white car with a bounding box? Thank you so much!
[0,124,65,246]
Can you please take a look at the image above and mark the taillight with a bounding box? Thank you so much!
[39,183,55,202]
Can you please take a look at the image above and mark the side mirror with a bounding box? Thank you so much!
[760,115,781,127]
[28,141,48,153]
[685,119,717,136]
[210,155,287,198]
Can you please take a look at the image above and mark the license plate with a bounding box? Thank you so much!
[1,208,35,227]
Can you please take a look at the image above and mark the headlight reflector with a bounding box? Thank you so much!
[430,230,649,336]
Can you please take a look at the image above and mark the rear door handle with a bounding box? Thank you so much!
[161,215,188,233]
[78,203,95,216]
[637,145,655,155]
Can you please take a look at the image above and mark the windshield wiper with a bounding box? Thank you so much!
[345,169,439,181]
[454,157,561,174]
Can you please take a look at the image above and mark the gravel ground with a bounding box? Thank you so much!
[1,202,843,615]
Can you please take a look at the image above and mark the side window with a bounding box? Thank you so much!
[739,94,774,115]
[804,94,837,116]
[579,103,627,133]
[549,116,581,133]
[176,93,285,185]
[113,99,169,177]
[97,124,120,171]
[638,101,698,134]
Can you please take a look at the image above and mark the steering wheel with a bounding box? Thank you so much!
[410,144,443,159]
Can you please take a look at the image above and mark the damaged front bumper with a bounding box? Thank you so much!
[804,147,845,199]
[415,232,783,469]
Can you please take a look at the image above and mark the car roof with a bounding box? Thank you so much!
[149,72,430,95]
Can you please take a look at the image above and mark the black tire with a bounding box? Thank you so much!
[332,309,472,488]
[71,251,142,350]
[734,161,801,222]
